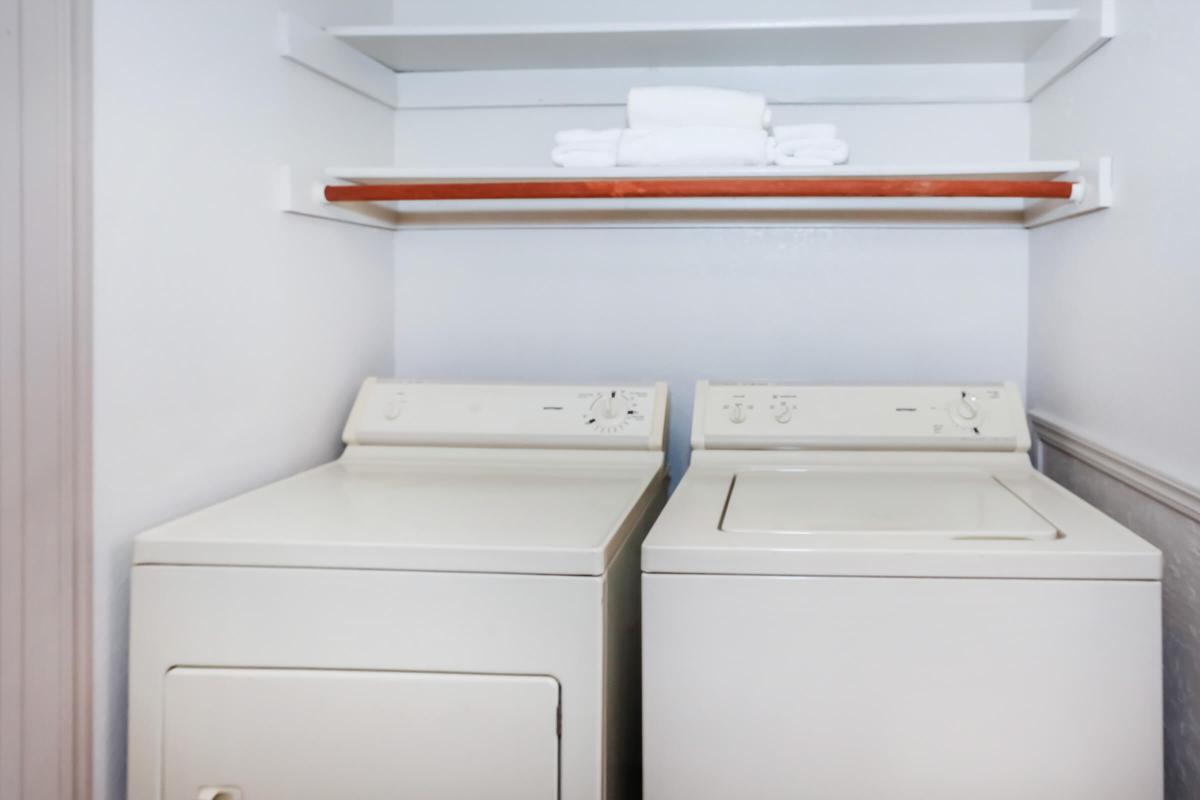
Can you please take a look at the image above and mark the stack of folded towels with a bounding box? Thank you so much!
[551,86,850,169]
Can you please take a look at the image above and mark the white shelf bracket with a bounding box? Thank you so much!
[278,12,399,110]
[1026,0,1115,98]
[279,165,399,230]
[1025,157,1113,228]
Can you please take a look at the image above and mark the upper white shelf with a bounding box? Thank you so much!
[326,11,1076,72]
[282,4,1113,106]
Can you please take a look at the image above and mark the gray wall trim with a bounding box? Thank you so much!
[0,0,93,796]
[1030,411,1200,524]
[1034,414,1200,799]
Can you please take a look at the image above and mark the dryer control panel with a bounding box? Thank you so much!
[693,382,1029,452]
[343,379,669,451]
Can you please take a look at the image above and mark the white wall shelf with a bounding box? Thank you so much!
[281,160,1111,231]
[283,4,1113,107]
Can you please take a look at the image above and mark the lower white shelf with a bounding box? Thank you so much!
[280,160,1111,230]
[325,162,1081,184]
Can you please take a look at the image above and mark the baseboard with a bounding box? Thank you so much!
[1030,412,1200,523]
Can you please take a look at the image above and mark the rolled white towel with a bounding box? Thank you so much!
[772,123,839,142]
[627,86,771,130]
[770,138,850,167]
[617,127,770,167]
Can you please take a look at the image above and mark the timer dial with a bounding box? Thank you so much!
[583,389,641,433]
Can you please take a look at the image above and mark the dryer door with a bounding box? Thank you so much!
[162,667,560,800]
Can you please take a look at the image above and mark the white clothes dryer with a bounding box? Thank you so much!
[642,381,1162,800]
[127,379,669,800]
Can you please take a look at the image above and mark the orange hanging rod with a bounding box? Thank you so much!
[324,178,1080,203]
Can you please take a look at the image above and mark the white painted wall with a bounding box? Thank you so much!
[1030,4,1200,796]
[1029,6,1200,488]
[92,1,394,799]
[394,226,1029,480]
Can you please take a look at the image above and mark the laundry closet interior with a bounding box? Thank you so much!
[90,1,1199,799]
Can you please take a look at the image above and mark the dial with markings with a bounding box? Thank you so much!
[947,390,985,432]
[582,389,642,433]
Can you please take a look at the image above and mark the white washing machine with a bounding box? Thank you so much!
[127,379,669,800]
[642,381,1162,800]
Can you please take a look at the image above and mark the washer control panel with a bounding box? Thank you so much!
[344,379,668,450]
[694,382,1029,452]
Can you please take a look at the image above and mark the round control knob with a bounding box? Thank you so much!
[773,405,793,424]
[384,400,403,420]
[591,393,625,420]
[728,403,747,424]
[948,393,984,429]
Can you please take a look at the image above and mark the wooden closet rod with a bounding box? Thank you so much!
[324,178,1080,203]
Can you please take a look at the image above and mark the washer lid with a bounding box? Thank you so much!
[723,470,1057,540]
[641,454,1162,580]
[134,449,663,576]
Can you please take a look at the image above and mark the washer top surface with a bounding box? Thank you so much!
[135,380,669,576]
[641,382,1161,580]
[136,447,663,576]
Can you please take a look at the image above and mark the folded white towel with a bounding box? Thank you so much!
[771,155,838,167]
[772,123,839,142]
[770,138,850,167]
[551,147,618,167]
[554,128,623,145]
[555,140,617,155]
[627,86,771,130]
[617,127,770,167]
[553,127,771,167]
[551,128,624,165]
